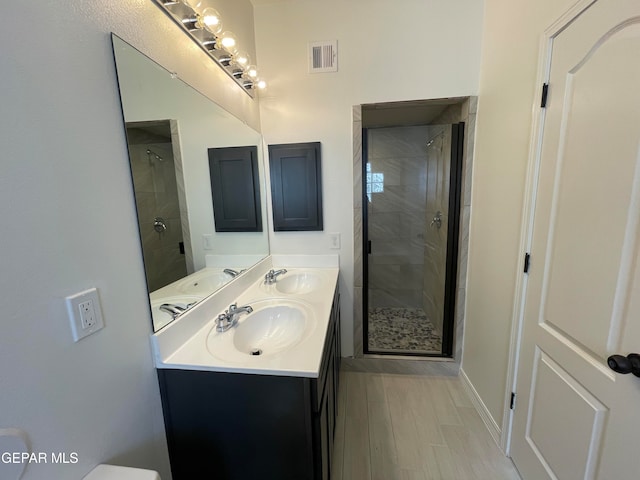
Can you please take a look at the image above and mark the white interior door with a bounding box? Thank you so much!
[511,1,640,478]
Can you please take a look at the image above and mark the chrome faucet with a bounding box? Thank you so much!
[159,302,196,320]
[223,268,245,277]
[264,268,287,284]
[215,303,253,332]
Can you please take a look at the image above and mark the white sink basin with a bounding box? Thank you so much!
[151,294,203,330]
[206,299,315,361]
[177,269,233,295]
[270,273,323,294]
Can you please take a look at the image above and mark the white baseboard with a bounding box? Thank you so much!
[459,368,502,449]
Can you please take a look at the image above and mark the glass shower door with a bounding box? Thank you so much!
[365,124,457,355]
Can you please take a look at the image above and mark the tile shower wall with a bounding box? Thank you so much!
[127,128,187,292]
[367,126,429,308]
[422,125,452,336]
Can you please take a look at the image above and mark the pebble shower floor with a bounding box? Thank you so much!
[367,307,442,354]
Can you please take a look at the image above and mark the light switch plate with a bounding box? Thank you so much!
[203,234,213,250]
[66,288,104,342]
[329,233,341,249]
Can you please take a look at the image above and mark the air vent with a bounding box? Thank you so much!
[309,41,338,73]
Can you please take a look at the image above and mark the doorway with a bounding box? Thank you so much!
[363,116,464,357]
[508,1,640,477]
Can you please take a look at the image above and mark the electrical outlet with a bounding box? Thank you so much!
[66,288,104,342]
[78,300,96,329]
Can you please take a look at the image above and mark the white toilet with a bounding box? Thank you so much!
[83,464,160,480]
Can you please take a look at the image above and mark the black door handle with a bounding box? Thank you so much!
[607,353,640,377]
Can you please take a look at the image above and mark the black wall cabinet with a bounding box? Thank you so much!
[208,146,262,232]
[268,142,323,231]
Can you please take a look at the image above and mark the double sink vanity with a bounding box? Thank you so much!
[151,255,341,479]
[112,33,340,479]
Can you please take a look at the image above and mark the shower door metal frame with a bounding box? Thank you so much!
[441,122,464,357]
[362,122,465,358]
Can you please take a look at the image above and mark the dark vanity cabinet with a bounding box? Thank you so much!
[157,288,341,480]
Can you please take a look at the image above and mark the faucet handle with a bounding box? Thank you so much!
[216,313,231,332]
[264,268,287,284]
[228,303,238,312]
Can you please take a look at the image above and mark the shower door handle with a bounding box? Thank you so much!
[430,211,442,229]
[154,217,167,233]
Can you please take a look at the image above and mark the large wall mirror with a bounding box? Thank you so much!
[112,35,269,332]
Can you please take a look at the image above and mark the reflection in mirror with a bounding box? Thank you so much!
[112,35,269,332]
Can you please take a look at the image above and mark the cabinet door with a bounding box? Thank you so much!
[158,369,314,479]
[333,292,341,405]
[316,355,335,480]
[268,142,323,231]
[319,393,330,480]
[208,145,262,232]
[327,354,336,447]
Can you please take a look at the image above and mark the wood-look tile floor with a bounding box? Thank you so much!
[331,371,521,480]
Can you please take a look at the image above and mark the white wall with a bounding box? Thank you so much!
[253,0,484,356]
[462,0,582,431]
[0,1,258,478]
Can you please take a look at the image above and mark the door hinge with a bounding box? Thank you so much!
[510,392,516,410]
[541,83,549,108]
[179,241,185,255]
[367,240,372,254]
[524,253,531,273]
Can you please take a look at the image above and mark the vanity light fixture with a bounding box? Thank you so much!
[155,0,266,95]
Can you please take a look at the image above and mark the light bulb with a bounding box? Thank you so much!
[233,51,251,70]
[220,31,238,54]
[256,79,267,90]
[245,65,259,79]
[201,8,222,35]
[181,0,202,8]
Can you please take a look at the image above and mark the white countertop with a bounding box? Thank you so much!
[151,256,339,378]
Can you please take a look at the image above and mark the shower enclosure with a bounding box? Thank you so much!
[125,120,189,292]
[363,123,463,356]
